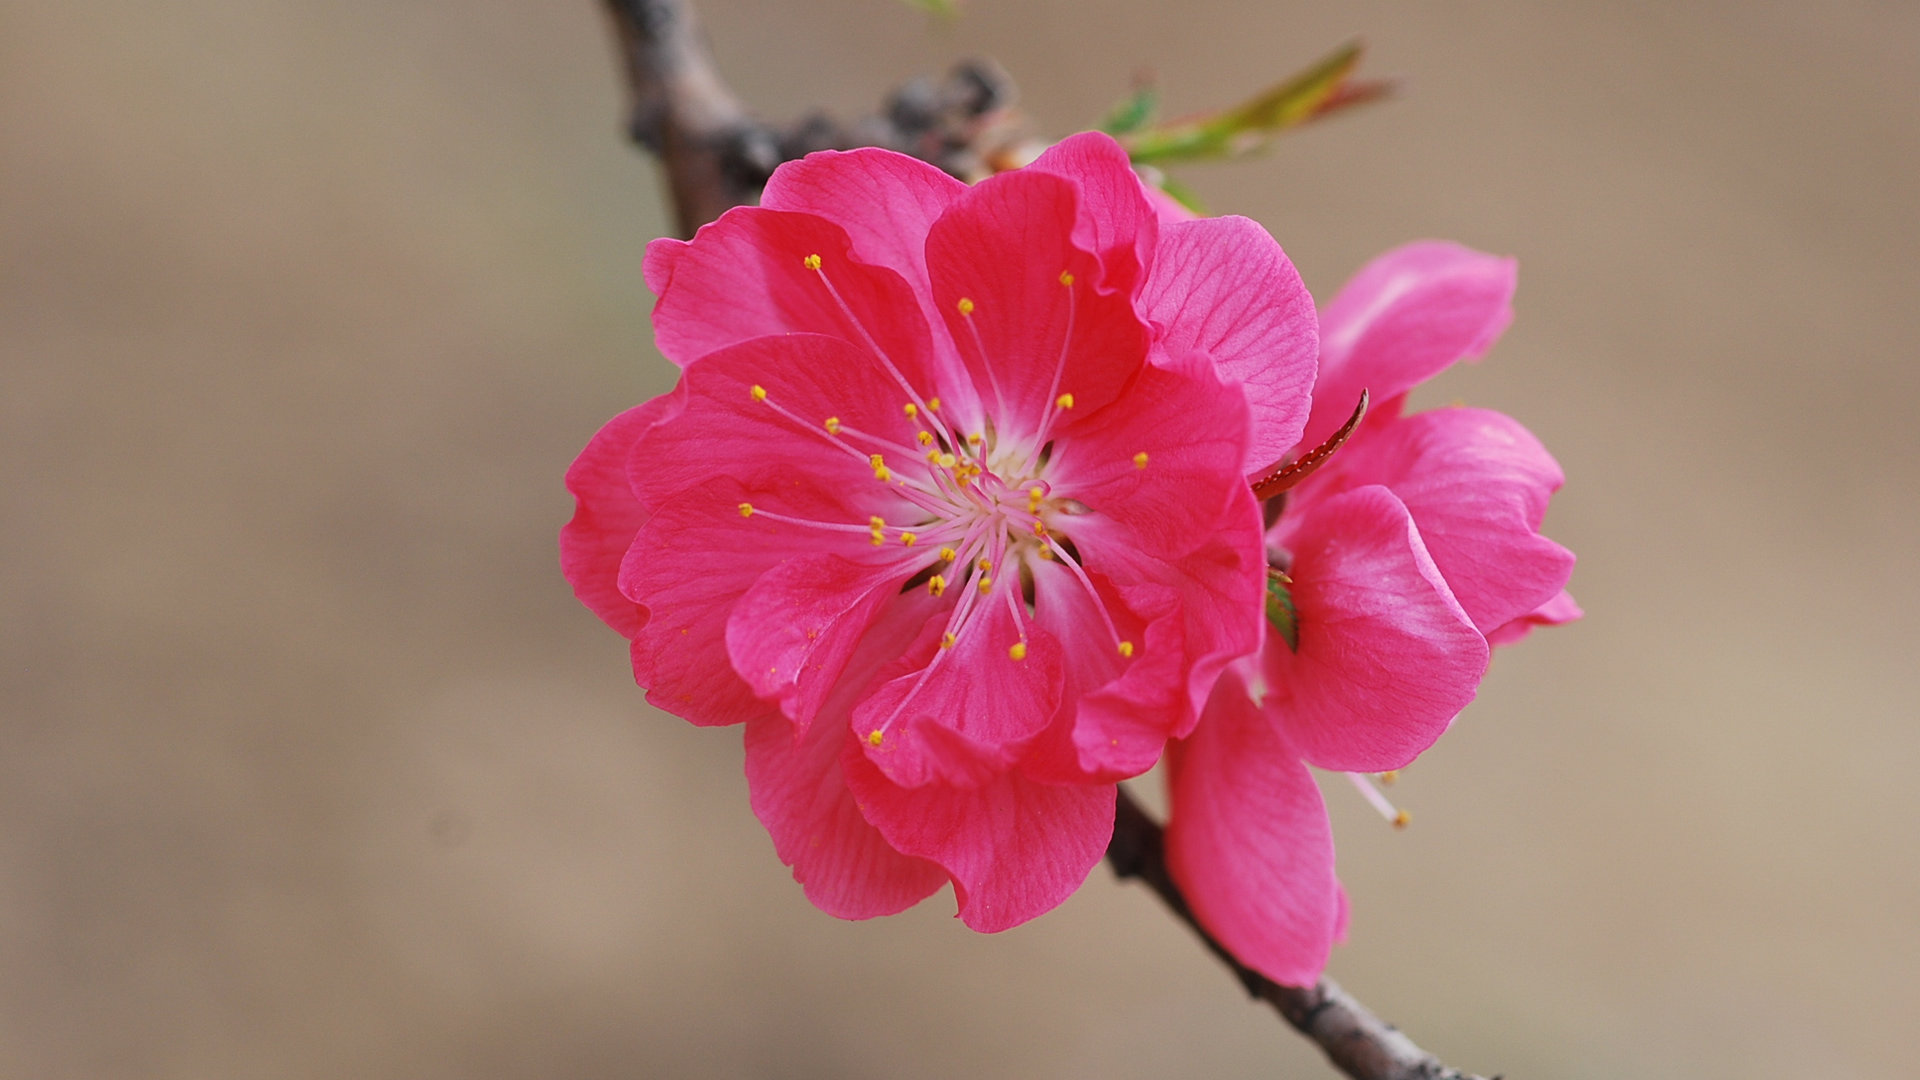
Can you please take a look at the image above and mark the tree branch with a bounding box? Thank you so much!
[597,6,1496,1078]
[602,0,1025,236]
[1107,787,1493,1080]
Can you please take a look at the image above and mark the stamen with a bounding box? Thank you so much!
[808,264,954,444]
[803,253,822,271]
[1027,486,1045,513]
[917,431,934,446]
[940,632,956,649]
[867,729,882,746]
[904,403,918,419]
[1133,451,1149,469]
[1041,534,1127,650]
[927,575,946,597]
[1058,271,1074,287]
[738,502,754,517]
[956,297,975,316]
[938,547,957,562]
[749,507,896,537]
[824,416,841,435]
[1055,393,1074,410]
[976,576,993,594]
[1008,642,1027,661]
[1117,640,1134,657]
[900,532,918,546]
[1347,772,1411,829]
[928,398,941,412]
[750,384,767,402]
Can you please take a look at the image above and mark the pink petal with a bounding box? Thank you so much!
[1024,131,1158,296]
[744,714,947,918]
[628,333,923,516]
[853,588,1065,789]
[1485,588,1583,647]
[743,592,950,919]
[759,148,966,294]
[1031,486,1265,781]
[1048,348,1252,563]
[1166,671,1340,987]
[641,207,944,402]
[841,742,1116,933]
[727,553,908,733]
[621,475,863,728]
[1300,241,1517,451]
[1267,485,1488,773]
[1300,407,1575,634]
[1142,182,1199,226]
[925,169,1151,438]
[1141,215,1318,473]
[560,397,677,637]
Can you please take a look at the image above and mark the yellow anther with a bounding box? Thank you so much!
[738,502,754,518]
[918,431,934,446]
[1055,393,1075,410]
[867,729,883,746]
[869,454,885,468]
[869,515,885,529]
[977,576,993,594]
[938,546,957,562]
[803,253,822,271]
[1028,485,1044,511]
[824,416,841,434]
[1118,640,1135,657]
[967,432,983,444]
[977,558,992,573]
[927,575,946,597]
[936,452,957,469]
[750,384,768,402]
[1379,770,1400,785]
[940,632,956,650]
[870,533,885,547]
[1392,810,1412,830]
[900,532,918,546]
[1031,520,1048,537]
[927,448,942,464]
[1008,641,1028,661]
[1037,546,1055,560]
[928,397,941,411]
[956,297,975,316]
[1059,270,1075,287]
[874,466,891,481]
[869,515,886,546]
[904,402,918,418]
[1133,451,1149,469]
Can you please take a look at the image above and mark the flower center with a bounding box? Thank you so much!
[729,252,1145,748]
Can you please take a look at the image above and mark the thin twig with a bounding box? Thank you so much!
[597,5,1494,1077]
[1107,787,1493,1080]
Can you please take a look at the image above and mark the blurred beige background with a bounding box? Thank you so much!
[4,2,1916,1077]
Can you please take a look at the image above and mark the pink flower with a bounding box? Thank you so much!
[1164,241,1580,985]
[562,133,1318,930]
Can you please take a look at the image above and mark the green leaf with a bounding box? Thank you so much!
[1265,571,1300,653]
[1117,40,1389,166]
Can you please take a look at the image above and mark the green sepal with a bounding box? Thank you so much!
[1265,571,1300,652]
[1099,83,1160,136]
